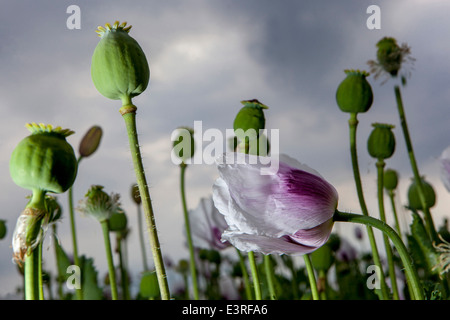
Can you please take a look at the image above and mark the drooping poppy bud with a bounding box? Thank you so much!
[91,21,150,106]
[233,99,268,142]
[367,123,396,160]
[408,177,436,211]
[131,183,141,205]
[79,125,103,158]
[336,70,373,114]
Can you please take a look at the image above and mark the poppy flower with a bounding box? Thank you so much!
[212,152,338,255]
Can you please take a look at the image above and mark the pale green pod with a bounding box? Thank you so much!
[10,123,77,194]
[91,21,149,105]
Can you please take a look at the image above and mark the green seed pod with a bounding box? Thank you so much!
[367,123,396,160]
[108,209,127,232]
[384,169,399,191]
[311,244,334,272]
[77,185,121,222]
[91,21,149,105]
[79,125,103,158]
[336,69,373,114]
[376,37,402,77]
[10,123,77,194]
[233,99,268,142]
[172,127,195,162]
[0,220,7,240]
[408,177,436,210]
[131,183,141,205]
[139,271,160,299]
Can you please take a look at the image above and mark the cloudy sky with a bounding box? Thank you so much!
[1,0,450,297]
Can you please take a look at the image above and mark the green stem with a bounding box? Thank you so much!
[24,248,40,300]
[179,163,199,300]
[348,113,389,299]
[120,105,170,300]
[68,156,83,300]
[136,204,149,271]
[38,242,44,300]
[248,251,262,300]
[388,190,402,236]
[303,254,319,300]
[394,85,437,242]
[334,210,424,300]
[318,270,328,300]
[264,255,276,300]
[117,235,130,300]
[101,220,118,300]
[236,249,253,300]
[376,160,400,300]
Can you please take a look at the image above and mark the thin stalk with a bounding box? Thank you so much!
[179,163,199,300]
[38,242,44,300]
[120,105,170,300]
[236,249,253,300]
[348,113,389,299]
[100,220,118,300]
[376,160,400,300]
[67,156,83,300]
[303,254,319,300]
[388,190,402,236]
[116,234,130,300]
[24,249,40,300]
[264,255,276,300]
[318,270,328,300]
[394,85,437,242]
[136,204,149,271]
[334,210,424,300]
[248,251,262,300]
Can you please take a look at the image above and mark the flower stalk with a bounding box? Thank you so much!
[303,254,320,300]
[120,105,170,300]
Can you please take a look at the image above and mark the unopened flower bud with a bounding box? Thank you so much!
[336,70,373,114]
[131,183,141,205]
[376,37,402,76]
[367,123,396,160]
[408,177,436,211]
[79,125,103,158]
[91,21,150,106]
[384,169,399,191]
[233,99,268,142]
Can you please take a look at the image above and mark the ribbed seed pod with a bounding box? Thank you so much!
[91,21,149,105]
[336,70,373,114]
[367,123,396,160]
[408,177,436,210]
[384,169,399,191]
[10,123,77,194]
[233,99,268,142]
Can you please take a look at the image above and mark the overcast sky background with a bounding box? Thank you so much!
[1,0,450,298]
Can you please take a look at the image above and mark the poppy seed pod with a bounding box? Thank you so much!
[79,125,103,158]
[172,127,195,162]
[336,70,373,114]
[10,123,77,194]
[367,123,396,160]
[408,177,436,211]
[384,169,399,191]
[77,185,121,222]
[376,37,403,76]
[233,99,268,142]
[91,21,149,106]
[108,210,127,232]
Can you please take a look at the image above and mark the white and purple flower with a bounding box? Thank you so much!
[189,196,231,251]
[212,152,338,255]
